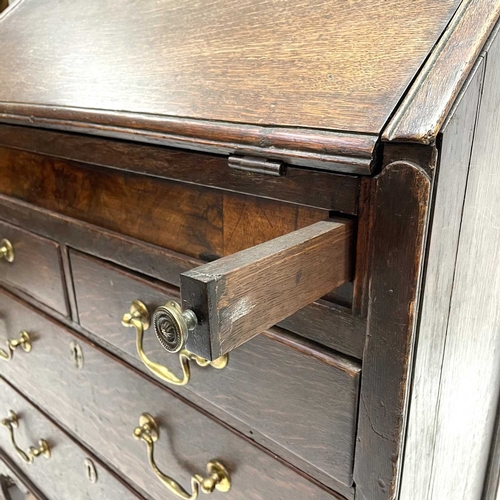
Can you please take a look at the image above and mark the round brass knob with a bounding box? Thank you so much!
[0,239,14,263]
[153,301,197,353]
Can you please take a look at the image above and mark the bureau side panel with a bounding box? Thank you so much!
[426,28,500,500]
[399,58,485,500]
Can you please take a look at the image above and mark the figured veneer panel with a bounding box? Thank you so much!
[0,219,68,315]
[70,250,360,487]
[0,288,352,500]
[0,124,361,215]
[0,147,329,260]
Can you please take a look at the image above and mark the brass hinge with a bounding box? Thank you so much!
[228,155,286,176]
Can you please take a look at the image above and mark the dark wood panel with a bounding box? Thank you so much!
[353,159,432,500]
[70,250,360,486]
[0,124,360,215]
[181,220,353,359]
[0,379,143,500]
[0,148,330,260]
[0,288,350,500]
[0,219,68,316]
[0,195,367,358]
[0,0,459,135]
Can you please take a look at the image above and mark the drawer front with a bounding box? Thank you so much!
[0,378,141,500]
[0,289,345,500]
[0,452,45,500]
[0,220,67,315]
[71,250,360,486]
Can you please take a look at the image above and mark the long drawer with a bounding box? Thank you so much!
[0,378,142,500]
[0,288,349,500]
[70,250,360,487]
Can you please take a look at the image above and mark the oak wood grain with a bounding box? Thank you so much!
[0,288,350,500]
[0,379,144,500]
[424,28,500,500]
[0,219,68,316]
[0,195,366,358]
[0,0,459,149]
[0,148,330,260]
[399,57,485,500]
[181,220,353,359]
[384,0,500,143]
[70,249,361,487]
[0,124,360,214]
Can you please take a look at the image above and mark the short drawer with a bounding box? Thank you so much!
[70,250,360,488]
[0,377,142,500]
[0,289,349,500]
[0,220,68,316]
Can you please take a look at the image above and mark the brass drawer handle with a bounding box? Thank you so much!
[133,413,231,499]
[0,331,32,361]
[1,411,51,464]
[0,239,14,263]
[122,301,228,387]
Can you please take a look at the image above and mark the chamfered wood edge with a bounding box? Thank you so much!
[354,153,433,500]
[383,0,500,144]
[0,103,377,174]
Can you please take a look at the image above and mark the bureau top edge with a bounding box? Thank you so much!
[0,0,497,172]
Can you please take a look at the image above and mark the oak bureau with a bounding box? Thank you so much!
[0,1,500,499]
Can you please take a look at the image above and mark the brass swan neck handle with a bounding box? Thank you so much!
[122,301,227,387]
[0,239,14,263]
[133,413,231,499]
[0,331,32,362]
[1,411,50,464]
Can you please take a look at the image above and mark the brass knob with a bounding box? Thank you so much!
[123,301,227,386]
[0,331,32,362]
[153,301,197,353]
[0,239,14,263]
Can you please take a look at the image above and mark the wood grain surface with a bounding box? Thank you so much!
[0,0,459,141]
[0,379,143,500]
[384,0,500,143]
[399,57,485,500]
[0,195,366,358]
[0,219,68,316]
[0,288,349,500]
[0,125,360,215]
[70,249,361,487]
[422,27,500,500]
[354,159,432,500]
[0,148,330,260]
[181,220,353,359]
